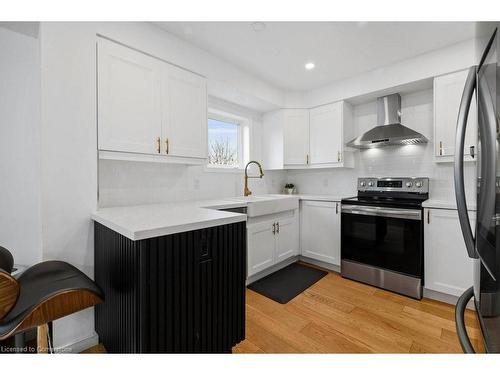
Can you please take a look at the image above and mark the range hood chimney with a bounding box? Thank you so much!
[346,93,428,149]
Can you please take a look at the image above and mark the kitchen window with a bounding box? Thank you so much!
[207,111,249,170]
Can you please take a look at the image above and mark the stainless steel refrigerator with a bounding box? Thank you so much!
[455,23,500,353]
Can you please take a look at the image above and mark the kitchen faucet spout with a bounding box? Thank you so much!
[244,161,264,196]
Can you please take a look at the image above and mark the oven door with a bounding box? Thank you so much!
[341,204,423,278]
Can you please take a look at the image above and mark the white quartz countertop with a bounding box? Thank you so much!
[92,199,248,241]
[92,194,351,241]
[422,199,477,211]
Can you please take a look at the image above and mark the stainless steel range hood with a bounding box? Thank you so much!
[346,93,428,149]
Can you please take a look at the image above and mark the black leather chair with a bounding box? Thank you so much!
[0,246,104,353]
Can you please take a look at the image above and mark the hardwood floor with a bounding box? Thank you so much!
[83,265,483,354]
[233,267,483,354]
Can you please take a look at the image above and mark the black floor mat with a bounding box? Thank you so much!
[247,262,327,304]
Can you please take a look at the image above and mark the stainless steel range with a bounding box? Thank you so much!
[341,177,429,299]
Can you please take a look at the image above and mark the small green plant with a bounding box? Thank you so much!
[285,183,295,189]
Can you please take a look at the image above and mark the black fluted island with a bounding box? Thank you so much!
[92,201,247,353]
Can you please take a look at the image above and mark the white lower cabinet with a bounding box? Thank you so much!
[247,210,299,277]
[275,214,300,262]
[424,208,476,296]
[300,200,341,266]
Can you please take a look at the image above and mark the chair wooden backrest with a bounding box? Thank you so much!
[0,269,20,320]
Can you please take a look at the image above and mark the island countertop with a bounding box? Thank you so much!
[92,199,249,241]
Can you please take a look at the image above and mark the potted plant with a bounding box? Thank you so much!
[284,183,296,195]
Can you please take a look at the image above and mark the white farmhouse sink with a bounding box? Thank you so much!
[230,195,299,217]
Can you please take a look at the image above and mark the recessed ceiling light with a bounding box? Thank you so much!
[251,22,266,32]
[305,62,315,70]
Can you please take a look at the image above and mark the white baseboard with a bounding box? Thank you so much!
[423,288,475,310]
[298,256,340,273]
[54,332,99,354]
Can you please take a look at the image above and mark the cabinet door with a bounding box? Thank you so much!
[283,109,310,165]
[262,110,284,170]
[434,70,477,159]
[275,211,299,262]
[424,208,476,296]
[98,38,162,154]
[163,64,207,158]
[300,201,340,265]
[310,103,342,164]
[247,220,276,276]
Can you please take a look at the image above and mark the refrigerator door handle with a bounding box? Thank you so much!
[454,66,478,259]
[455,286,476,353]
[475,75,498,280]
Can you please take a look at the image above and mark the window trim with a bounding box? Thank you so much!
[207,109,248,170]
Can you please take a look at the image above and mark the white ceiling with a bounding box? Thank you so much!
[155,22,475,91]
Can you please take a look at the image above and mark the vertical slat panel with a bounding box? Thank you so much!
[94,221,246,353]
[158,236,166,351]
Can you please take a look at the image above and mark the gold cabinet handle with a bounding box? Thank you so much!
[276,222,280,234]
[165,138,169,154]
[336,203,339,214]
[272,223,276,235]
[427,210,430,224]
[439,141,443,156]
[338,151,341,162]
[306,154,309,164]
[156,137,161,154]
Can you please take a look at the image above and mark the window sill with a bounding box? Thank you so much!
[203,165,244,174]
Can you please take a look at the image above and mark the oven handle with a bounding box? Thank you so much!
[341,204,422,220]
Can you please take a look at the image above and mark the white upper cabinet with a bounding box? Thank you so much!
[283,109,310,166]
[434,69,477,162]
[424,208,475,296]
[98,38,162,155]
[300,200,341,266]
[162,64,207,159]
[262,101,354,170]
[309,101,353,166]
[262,110,284,170]
[97,38,207,163]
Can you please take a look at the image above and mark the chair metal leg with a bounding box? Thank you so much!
[37,324,49,354]
[14,332,25,353]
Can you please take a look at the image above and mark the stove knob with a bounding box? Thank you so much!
[360,181,366,187]
[415,181,423,188]
[406,181,413,188]
[368,181,375,187]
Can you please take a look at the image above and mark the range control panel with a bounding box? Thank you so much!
[358,177,429,193]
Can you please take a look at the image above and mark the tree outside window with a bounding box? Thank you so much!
[207,117,240,168]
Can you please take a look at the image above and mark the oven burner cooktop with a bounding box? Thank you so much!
[342,177,429,208]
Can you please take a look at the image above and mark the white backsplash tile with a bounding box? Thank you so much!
[98,160,287,208]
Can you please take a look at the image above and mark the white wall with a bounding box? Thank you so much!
[40,22,98,350]
[287,89,477,203]
[0,27,42,267]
